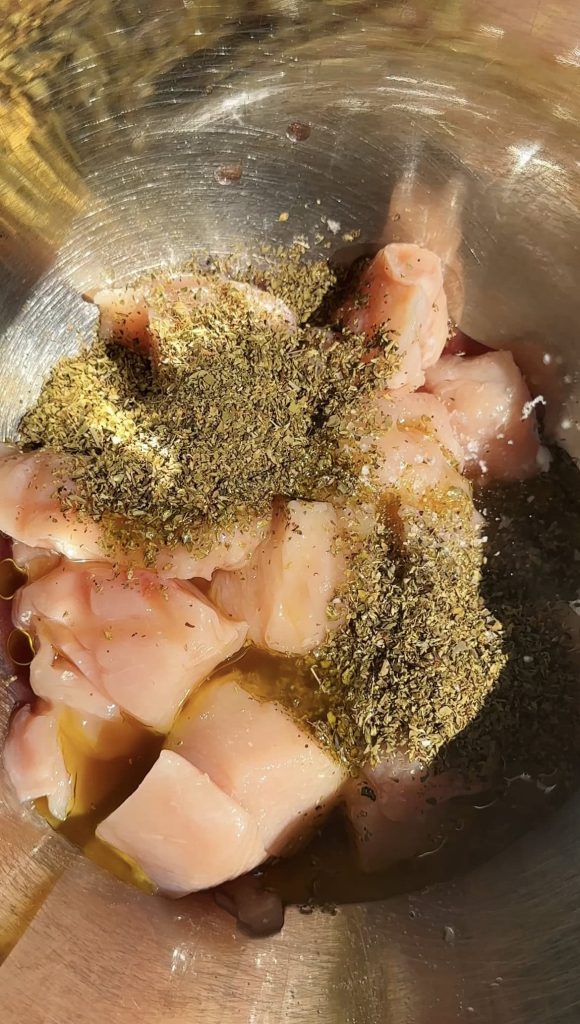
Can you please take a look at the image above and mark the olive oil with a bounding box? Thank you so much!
[36,710,162,891]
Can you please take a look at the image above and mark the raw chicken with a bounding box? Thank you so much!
[96,750,267,895]
[14,562,247,731]
[0,447,267,579]
[153,518,270,581]
[344,755,492,872]
[29,629,119,720]
[3,703,71,821]
[386,176,465,324]
[169,677,346,855]
[11,541,60,582]
[340,243,448,389]
[350,389,469,506]
[89,274,296,363]
[424,351,549,480]
[210,500,346,656]
[0,448,105,561]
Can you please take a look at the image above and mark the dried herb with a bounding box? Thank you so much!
[458,448,580,777]
[304,449,580,776]
[19,255,399,561]
[307,491,507,770]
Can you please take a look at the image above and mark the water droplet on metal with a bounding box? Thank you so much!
[286,121,311,142]
[7,628,35,666]
[0,559,28,600]
[214,164,243,185]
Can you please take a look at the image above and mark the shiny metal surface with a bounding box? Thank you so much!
[1,2,580,1021]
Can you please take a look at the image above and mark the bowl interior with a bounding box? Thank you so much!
[2,13,580,1024]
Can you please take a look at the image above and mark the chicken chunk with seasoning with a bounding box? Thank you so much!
[348,388,469,507]
[96,750,267,896]
[169,676,346,855]
[340,243,449,390]
[210,500,346,657]
[0,447,267,579]
[424,350,549,480]
[89,273,296,363]
[3,703,72,822]
[14,562,247,731]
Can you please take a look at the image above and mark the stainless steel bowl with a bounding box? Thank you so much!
[2,3,580,1021]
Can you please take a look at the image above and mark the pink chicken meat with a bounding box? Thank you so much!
[3,703,71,821]
[96,750,267,896]
[340,243,449,390]
[170,677,346,855]
[90,273,296,363]
[0,240,554,898]
[97,675,345,893]
[424,350,549,480]
[0,448,105,561]
[14,562,247,731]
[0,447,267,579]
[354,389,468,504]
[211,500,346,657]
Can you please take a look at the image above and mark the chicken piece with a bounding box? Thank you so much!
[11,541,60,583]
[424,351,549,480]
[154,518,270,581]
[344,755,492,872]
[3,703,71,821]
[350,389,469,506]
[0,447,267,579]
[14,562,247,731]
[386,176,465,324]
[96,750,267,896]
[29,628,119,720]
[210,500,345,657]
[340,243,448,389]
[170,678,346,855]
[89,274,296,362]
[0,448,105,561]
[88,286,150,355]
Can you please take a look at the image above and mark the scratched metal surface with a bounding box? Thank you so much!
[1,3,580,1022]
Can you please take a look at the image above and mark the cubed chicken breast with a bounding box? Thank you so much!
[424,350,549,480]
[11,541,61,582]
[170,678,346,855]
[210,500,346,656]
[29,629,119,720]
[14,562,247,731]
[0,448,105,561]
[386,176,465,324]
[3,703,71,821]
[340,243,448,389]
[96,750,267,895]
[350,389,469,505]
[89,274,296,363]
[0,448,267,579]
[154,518,270,581]
[344,755,491,873]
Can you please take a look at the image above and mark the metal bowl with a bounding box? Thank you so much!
[1,3,580,1021]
